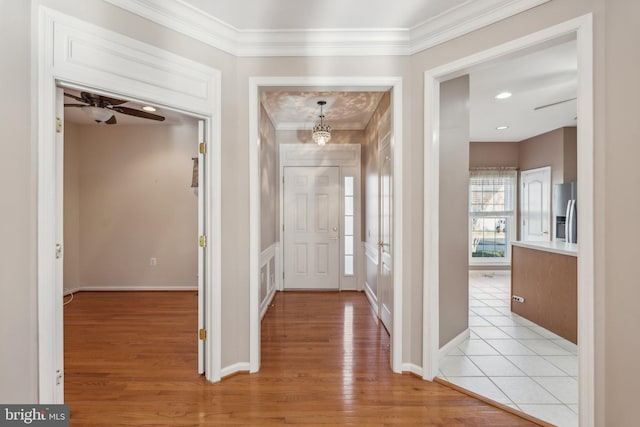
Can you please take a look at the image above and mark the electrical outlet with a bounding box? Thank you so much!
[150,257,157,266]
[512,295,525,303]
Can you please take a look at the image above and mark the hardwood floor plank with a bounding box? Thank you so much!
[64,291,538,426]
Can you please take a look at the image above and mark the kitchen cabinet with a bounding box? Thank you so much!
[511,241,578,344]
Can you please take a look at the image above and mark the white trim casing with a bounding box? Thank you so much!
[278,144,362,292]
[103,0,550,57]
[249,76,404,375]
[423,14,595,427]
[35,7,224,403]
[221,362,251,379]
[259,243,278,320]
[401,363,423,378]
[438,328,470,361]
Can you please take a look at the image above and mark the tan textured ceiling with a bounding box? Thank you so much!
[260,91,385,131]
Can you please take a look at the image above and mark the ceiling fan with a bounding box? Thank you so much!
[64,91,165,124]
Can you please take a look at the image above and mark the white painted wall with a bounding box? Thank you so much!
[63,123,199,291]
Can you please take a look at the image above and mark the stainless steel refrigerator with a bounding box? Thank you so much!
[553,181,577,243]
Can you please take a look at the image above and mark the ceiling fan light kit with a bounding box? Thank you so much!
[83,106,114,123]
[312,100,331,146]
[64,91,166,125]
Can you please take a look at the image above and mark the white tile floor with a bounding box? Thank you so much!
[438,271,578,427]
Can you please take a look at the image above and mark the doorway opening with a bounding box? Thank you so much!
[36,8,223,402]
[423,15,594,427]
[57,83,207,403]
[249,78,404,375]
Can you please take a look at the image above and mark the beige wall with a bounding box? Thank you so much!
[519,127,566,187]
[63,123,199,289]
[469,141,520,169]
[604,0,640,423]
[563,127,578,182]
[439,76,470,347]
[259,104,278,251]
[8,1,640,424]
[0,0,38,403]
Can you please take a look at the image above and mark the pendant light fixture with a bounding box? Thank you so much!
[312,100,331,146]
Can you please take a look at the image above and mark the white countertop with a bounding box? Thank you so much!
[511,240,578,257]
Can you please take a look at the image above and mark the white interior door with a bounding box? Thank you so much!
[197,120,206,374]
[284,166,340,290]
[521,167,551,241]
[378,135,393,332]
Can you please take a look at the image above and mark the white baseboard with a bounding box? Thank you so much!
[77,285,198,292]
[439,328,470,361]
[402,363,423,377]
[364,282,378,312]
[260,288,277,320]
[221,362,251,378]
[63,287,81,296]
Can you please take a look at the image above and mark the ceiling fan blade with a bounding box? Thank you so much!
[534,97,577,111]
[105,115,117,125]
[112,106,165,121]
[64,93,87,103]
[64,103,87,107]
[81,91,127,106]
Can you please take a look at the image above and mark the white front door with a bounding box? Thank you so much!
[521,167,551,241]
[283,166,340,290]
[378,135,393,332]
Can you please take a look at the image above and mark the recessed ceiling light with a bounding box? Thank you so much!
[495,92,512,100]
[142,105,157,112]
[496,125,509,130]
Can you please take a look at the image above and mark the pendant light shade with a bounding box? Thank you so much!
[312,101,331,146]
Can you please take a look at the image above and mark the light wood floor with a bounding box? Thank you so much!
[64,291,538,426]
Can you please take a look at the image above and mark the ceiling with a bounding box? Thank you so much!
[62,88,194,126]
[105,0,550,56]
[179,0,467,30]
[260,39,577,141]
[261,91,385,131]
[469,38,577,142]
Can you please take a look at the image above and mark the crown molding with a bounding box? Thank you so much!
[408,0,552,54]
[104,0,550,57]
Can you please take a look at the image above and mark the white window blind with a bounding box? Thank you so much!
[469,170,517,263]
[469,170,517,216]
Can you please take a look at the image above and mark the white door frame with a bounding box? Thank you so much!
[279,144,362,292]
[249,77,403,374]
[35,7,223,403]
[423,15,595,427]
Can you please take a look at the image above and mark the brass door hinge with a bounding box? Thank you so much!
[199,142,207,154]
[56,117,62,133]
[199,329,206,340]
[199,235,207,248]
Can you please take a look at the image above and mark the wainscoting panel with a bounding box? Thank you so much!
[260,243,278,319]
[364,242,379,312]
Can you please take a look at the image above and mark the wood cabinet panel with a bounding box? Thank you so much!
[511,246,577,344]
